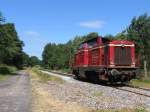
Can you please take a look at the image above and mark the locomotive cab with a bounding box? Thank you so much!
[72,36,138,83]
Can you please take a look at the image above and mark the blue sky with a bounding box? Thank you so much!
[0,0,150,59]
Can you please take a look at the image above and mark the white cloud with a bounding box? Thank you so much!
[24,31,40,37]
[79,20,105,29]
[23,30,47,44]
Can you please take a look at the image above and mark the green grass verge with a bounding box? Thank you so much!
[32,68,65,84]
[131,78,150,88]
[59,68,72,74]
[130,69,150,88]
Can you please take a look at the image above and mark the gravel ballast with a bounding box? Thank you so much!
[41,71,150,111]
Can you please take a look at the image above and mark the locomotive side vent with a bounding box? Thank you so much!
[114,46,131,66]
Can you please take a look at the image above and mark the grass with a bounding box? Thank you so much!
[130,70,150,88]
[93,106,147,112]
[134,106,147,112]
[93,91,103,97]
[31,68,65,84]
[131,78,150,88]
[0,74,10,80]
[59,68,72,74]
[41,67,72,74]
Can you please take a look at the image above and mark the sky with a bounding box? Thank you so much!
[0,0,150,59]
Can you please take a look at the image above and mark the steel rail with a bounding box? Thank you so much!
[115,87,150,98]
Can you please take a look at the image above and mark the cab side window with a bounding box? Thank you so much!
[87,38,97,47]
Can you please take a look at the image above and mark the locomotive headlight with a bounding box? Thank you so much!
[121,44,125,47]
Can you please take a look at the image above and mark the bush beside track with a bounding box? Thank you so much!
[0,65,17,80]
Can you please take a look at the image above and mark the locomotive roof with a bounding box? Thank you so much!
[81,36,134,44]
[81,36,110,44]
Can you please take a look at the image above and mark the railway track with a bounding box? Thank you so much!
[45,70,150,98]
[115,86,150,98]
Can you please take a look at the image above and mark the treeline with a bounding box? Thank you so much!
[42,33,99,69]
[42,36,83,69]
[42,13,150,75]
[0,12,41,69]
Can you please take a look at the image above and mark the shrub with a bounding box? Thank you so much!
[0,65,17,74]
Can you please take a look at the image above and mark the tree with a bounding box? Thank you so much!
[126,13,150,78]
[20,52,30,67]
[115,33,128,40]
[66,36,85,67]
[42,43,56,69]
[0,11,30,69]
[0,23,24,67]
[103,34,115,40]
[29,56,41,67]
[42,33,98,69]
[83,32,98,42]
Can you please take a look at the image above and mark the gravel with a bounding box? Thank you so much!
[41,71,150,110]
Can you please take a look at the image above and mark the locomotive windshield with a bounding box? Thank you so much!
[87,38,97,47]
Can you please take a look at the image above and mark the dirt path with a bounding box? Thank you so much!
[0,71,31,112]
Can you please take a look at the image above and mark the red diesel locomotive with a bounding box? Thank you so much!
[72,36,139,83]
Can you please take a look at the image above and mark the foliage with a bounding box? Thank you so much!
[83,32,98,41]
[126,13,150,68]
[0,23,23,65]
[0,65,17,74]
[103,34,115,41]
[28,56,41,67]
[115,32,128,40]
[0,19,26,68]
[21,52,30,67]
[0,11,32,69]
[42,33,97,69]
[42,43,67,69]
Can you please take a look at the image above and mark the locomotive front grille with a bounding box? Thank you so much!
[114,46,131,66]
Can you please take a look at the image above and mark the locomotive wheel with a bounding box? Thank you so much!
[73,70,80,80]
[75,74,80,80]
[93,74,99,83]
[85,71,99,83]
